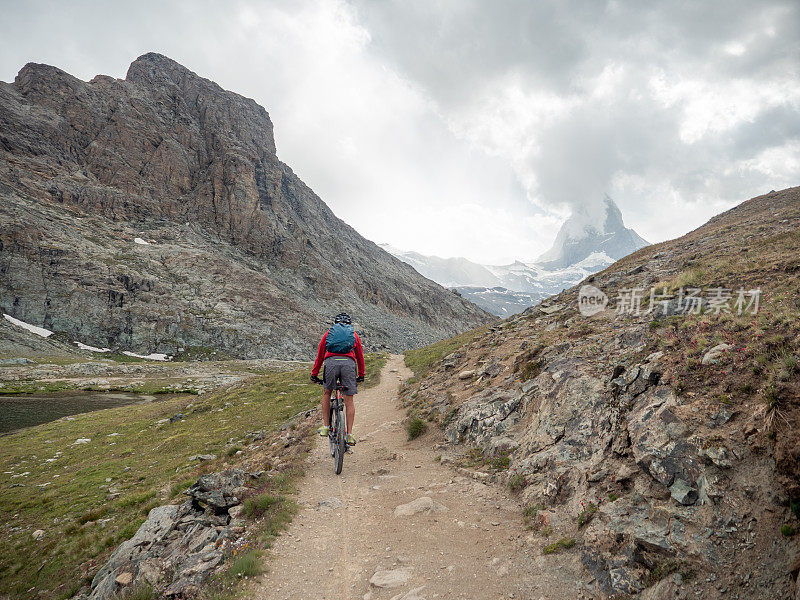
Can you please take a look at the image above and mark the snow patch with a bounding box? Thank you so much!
[122,351,170,361]
[134,237,150,245]
[74,341,111,353]
[3,314,54,338]
[574,251,614,269]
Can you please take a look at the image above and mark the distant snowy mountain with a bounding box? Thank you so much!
[379,245,500,288]
[382,197,648,316]
[537,195,649,269]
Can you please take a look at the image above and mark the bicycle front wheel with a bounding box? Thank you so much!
[334,409,346,475]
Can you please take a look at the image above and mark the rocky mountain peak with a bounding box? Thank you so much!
[14,62,83,96]
[124,52,277,157]
[537,195,648,269]
[0,54,490,358]
[125,52,192,82]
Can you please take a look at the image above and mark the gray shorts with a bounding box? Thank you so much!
[322,356,358,395]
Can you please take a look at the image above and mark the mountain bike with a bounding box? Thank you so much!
[315,376,347,475]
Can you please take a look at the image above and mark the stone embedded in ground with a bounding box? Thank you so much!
[393,496,448,518]
[389,586,427,600]
[458,370,475,380]
[669,478,698,505]
[189,454,217,461]
[113,572,133,586]
[318,497,344,510]
[701,343,733,365]
[369,567,414,589]
[32,529,45,540]
[444,389,522,446]
[441,352,463,369]
[609,567,643,595]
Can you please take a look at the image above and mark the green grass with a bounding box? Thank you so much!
[507,472,527,493]
[363,353,388,387]
[406,416,427,440]
[0,352,387,600]
[244,493,278,518]
[460,446,513,472]
[791,499,800,520]
[403,325,490,377]
[0,382,74,395]
[228,550,262,578]
[646,559,695,586]
[781,524,796,537]
[542,537,575,555]
[116,490,157,509]
[0,355,380,600]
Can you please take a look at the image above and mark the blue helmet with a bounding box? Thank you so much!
[334,312,352,325]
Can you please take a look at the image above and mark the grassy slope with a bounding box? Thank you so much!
[403,325,490,379]
[0,353,386,600]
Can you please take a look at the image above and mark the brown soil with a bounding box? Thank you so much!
[246,355,584,600]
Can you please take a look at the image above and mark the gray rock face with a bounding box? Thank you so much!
[0,53,490,359]
[445,389,522,446]
[430,326,787,597]
[184,469,250,512]
[75,468,258,599]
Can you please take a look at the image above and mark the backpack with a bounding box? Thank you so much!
[326,323,355,353]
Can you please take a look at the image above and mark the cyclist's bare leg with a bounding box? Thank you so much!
[344,395,355,434]
[321,389,332,427]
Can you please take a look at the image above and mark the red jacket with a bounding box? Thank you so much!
[311,330,365,378]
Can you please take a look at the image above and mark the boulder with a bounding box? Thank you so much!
[457,370,475,380]
[79,468,249,600]
[627,388,700,489]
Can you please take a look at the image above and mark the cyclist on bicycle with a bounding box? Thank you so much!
[310,312,365,447]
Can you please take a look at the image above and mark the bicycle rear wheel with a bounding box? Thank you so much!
[334,408,346,475]
[328,406,336,457]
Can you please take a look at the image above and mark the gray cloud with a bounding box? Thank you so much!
[351,0,800,239]
[1,0,798,262]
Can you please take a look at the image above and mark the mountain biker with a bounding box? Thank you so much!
[310,312,365,447]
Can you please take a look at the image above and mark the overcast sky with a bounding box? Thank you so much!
[2,1,798,264]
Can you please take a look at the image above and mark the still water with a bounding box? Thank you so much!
[0,392,156,434]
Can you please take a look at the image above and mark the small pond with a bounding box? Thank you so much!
[0,392,158,434]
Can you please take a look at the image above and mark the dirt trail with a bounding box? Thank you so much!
[251,354,582,600]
